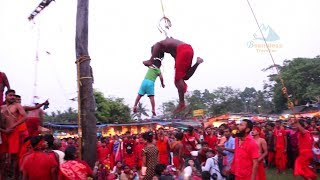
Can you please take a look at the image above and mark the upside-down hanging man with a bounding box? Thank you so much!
[143,38,203,114]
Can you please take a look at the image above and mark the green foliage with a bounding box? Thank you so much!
[161,86,273,117]
[94,90,131,124]
[131,102,149,120]
[44,107,77,123]
[265,56,320,112]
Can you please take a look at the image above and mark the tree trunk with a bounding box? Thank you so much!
[75,0,97,168]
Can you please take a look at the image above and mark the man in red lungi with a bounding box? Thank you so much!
[293,119,317,180]
[143,38,204,113]
[274,120,287,174]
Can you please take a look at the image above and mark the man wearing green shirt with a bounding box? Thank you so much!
[133,60,165,116]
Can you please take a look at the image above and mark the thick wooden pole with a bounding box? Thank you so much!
[75,0,97,168]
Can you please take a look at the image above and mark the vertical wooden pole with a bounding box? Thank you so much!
[75,0,97,168]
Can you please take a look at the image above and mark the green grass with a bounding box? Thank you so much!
[266,168,315,180]
[266,169,297,180]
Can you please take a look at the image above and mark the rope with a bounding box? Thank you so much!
[75,55,91,159]
[75,55,93,86]
[246,0,295,112]
[157,0,172,38]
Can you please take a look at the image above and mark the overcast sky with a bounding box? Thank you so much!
[0,0,319,114]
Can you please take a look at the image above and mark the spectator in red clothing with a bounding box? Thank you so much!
[182,126,200,160]
[21,136,58,180]
[123,134,136,168]
[293,119,317,180]
[97,139,111,163]
[203,126,218,150]
[274,120,287,174]
[156,127,170,165]
[231,119,259,180]
[135,137,145,169]
[59,145,98,180]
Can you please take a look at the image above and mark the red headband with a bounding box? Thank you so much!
[253,126,261,134]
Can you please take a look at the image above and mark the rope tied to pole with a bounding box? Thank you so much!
[75,55,93,86]
[246,0,295,115]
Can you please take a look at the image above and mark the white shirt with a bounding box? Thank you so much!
[202,155,225,180]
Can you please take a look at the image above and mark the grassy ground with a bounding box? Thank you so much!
[266,168,299,180]
[266,168,319,180]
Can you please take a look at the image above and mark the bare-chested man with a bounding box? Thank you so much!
[252,126,267,180]
[15,95,49,136]
[143,38,204,113]
[1,89,27,179]
[170,132,184,171]
[0,71,10,106]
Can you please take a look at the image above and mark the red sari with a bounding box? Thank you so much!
[274,129,287,170]
[60,160,92,180]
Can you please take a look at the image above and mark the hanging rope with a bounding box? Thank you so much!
[157,0,172,38]
[246,0,295,112]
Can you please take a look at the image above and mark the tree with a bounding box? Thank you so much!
[44,107,77,123]
[94,90,131,124]
[265,56,320,112]
[160,101,176,119]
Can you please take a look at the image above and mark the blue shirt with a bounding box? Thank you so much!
[223,137,235,166]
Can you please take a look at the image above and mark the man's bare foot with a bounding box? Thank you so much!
[196,57,204,64]
[152,111,156,116]
[133,106,137,113]
[143,60,153,66]
[173,103,186,114]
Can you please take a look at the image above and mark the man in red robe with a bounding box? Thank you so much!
[293,119,317,180]
[21,136,58,180]
[123,134,136,168]
[274,120,287,174]
[156,128,170,165]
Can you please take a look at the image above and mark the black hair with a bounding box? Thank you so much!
[201,141,209,146]
[153,60,162,68]
[187,126,194,133]
[14,95,21,98]
[44,134,54,148]
[155,164,166,176]
[224,127,232,133]
[242,119,254,131]
[175,132,184,140]
[266,122,275,128]
[219,124,228,129]
[298,119,306,128]
[64,145,77,160]
[142,131,153,143]
[5,89,15,95]
[30,136,43,148]
[201,171,211,180]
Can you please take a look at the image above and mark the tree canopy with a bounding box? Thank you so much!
[264,56,320,112]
